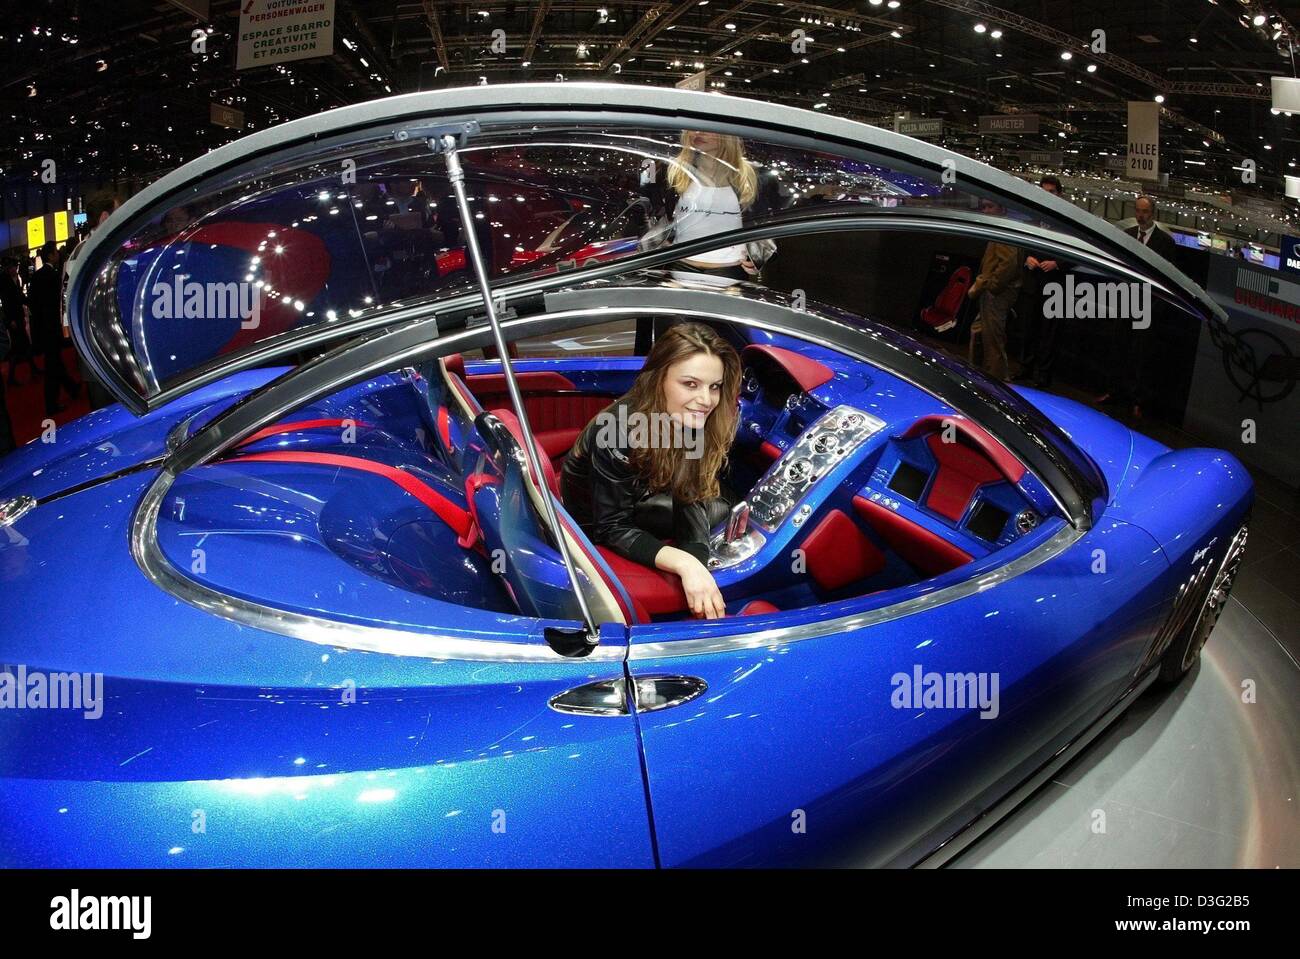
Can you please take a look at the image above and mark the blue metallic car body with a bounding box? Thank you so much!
[0,315,1252,867]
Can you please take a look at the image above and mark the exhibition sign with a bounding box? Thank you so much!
[1281,236,1300,276]
[1126,100,1159,182]
[236,0,335,71]
[210,102,246,130]
[896,117,944,138]
[978,114,1040,135]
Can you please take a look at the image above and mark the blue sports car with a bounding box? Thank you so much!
[0,86,1251,867]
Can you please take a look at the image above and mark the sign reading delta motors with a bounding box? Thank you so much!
[1282,235,1300,276]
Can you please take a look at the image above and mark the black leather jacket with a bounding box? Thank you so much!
[561,399,721,569]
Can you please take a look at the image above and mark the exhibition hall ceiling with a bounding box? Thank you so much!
[3,0,1297,192]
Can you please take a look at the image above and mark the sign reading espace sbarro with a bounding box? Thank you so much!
[236,0,335,71]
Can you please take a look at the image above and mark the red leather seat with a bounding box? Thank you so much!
[489,407,562,500]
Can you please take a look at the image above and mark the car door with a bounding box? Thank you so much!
[625,517,1171,867]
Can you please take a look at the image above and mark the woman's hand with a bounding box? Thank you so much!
[655,546,727,619]
[679,558,726,619]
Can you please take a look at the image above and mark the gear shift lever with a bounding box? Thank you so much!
[725,501,750,543]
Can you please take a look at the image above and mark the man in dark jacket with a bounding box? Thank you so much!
[1018,175,1070,388]
[1098,195,1173,418]
[0,310,14,454]
[28,242,80,416]
[0,257,37,386]
[1125,195,1177,261]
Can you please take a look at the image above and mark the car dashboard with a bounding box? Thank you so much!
[714,343,1063,604]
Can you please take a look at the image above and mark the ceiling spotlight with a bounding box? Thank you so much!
[1086,63,1097,72]
[887,1,900,7]
[991,29,1002,39]
[1060,51,1073,60]
[1154,94,1165,103]
[890,30,902,39]
[974,23,986,34]
[1253,14,1266,27]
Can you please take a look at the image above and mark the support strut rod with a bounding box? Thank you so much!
[440,134,601,645]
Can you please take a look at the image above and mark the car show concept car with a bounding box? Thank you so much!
[0,85,1252,868]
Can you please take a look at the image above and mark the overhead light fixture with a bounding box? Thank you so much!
[1086,64,1097,72]
[1154,94,1165,103]
[974,24,987,34]
[991,29,1002,38]
[1060,51,1073,60]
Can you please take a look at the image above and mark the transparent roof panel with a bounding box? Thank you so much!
[78,117,1109,406]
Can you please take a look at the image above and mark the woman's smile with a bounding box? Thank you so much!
[663,353,725,431]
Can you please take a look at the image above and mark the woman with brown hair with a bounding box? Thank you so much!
[561,323,742,619]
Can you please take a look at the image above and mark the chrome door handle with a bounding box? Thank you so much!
[549,675,708,716]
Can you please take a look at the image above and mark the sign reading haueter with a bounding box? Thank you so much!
[978,114,1039,135]
[236,0,335,71]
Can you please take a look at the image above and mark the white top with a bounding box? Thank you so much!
[673,181,745,266]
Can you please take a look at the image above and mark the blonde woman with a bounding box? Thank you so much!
[562,323,741,620]
[641,130,779,280]
[634,130,779,351]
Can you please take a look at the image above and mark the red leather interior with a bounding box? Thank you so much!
[852,495,973,577]
[596,547,689,617]
[555,516,641,624]
[443,352,466,380]
[466,370,576,397]
[924,433,1004,522]
[436,407,452,451]
[800,508,886,591]
[465,370,611,470]
[489,407,562,499]
[739,600,780,616]
[742,344,835,392]
[899,414,1027,484]
[759,440,784,463]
